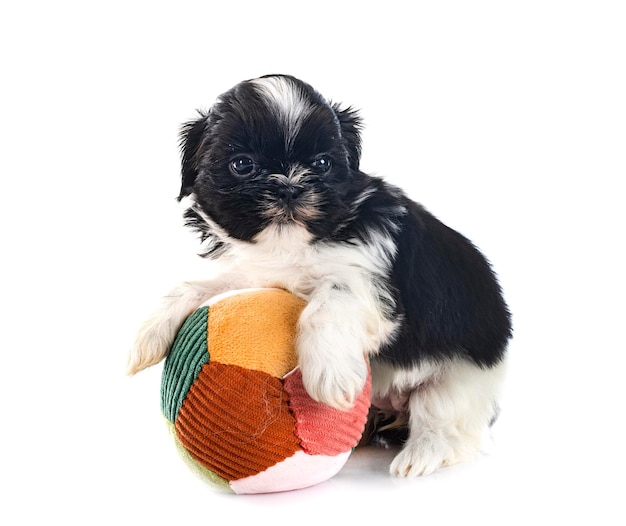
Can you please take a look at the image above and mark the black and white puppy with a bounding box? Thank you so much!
[127,74,512,477]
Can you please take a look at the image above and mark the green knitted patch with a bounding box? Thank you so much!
[161,306,210,423]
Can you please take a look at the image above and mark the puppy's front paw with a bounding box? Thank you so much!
[390,433,460,477]
[296,286,374,411]
[299,350,368,411]
[126,317,177,375]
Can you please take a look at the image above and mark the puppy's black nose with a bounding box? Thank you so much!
[278,185,302,202]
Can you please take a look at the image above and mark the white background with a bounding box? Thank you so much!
[1,1,625,524]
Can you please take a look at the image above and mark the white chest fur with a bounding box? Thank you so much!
[217,224,393,300]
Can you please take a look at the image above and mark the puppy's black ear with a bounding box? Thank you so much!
[332,104,363,171]
[178,113,207,200]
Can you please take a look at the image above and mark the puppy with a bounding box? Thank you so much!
[127,74,512,477]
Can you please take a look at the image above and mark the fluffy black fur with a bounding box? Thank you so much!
[383,199,512,368]
[178,74,512,370]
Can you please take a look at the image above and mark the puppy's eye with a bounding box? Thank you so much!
[229,156,257,177]
[311,156,332,174]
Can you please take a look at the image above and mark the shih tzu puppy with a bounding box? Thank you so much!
[127,74,512,477]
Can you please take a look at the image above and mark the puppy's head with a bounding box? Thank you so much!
[178,74,363,245]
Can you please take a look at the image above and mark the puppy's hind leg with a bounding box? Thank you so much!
[390,357,507,477]
[126,279,231,375]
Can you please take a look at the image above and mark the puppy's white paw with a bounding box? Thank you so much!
[126,317,177,375]
[390,433,461,477]
[299,350,368,411]
[296,281,378,410]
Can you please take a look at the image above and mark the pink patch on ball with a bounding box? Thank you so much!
[229,450,352,495]
[283,367,371,456]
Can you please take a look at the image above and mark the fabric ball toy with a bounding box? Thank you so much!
[160,288,371,494]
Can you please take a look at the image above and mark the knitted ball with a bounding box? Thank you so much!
[161,288,371,494]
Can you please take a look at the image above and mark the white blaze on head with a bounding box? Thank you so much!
[250,76,313,148]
